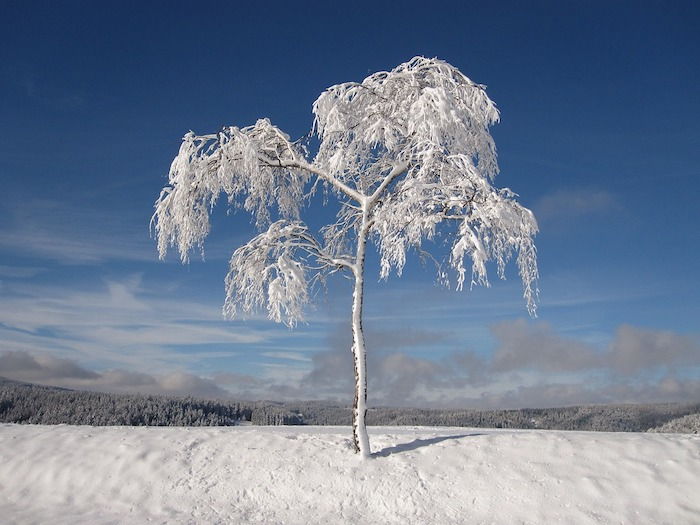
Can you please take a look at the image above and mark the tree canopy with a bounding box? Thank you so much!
[154,57,538,326]
[153,57,539,455]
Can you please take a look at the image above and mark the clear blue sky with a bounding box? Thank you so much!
[1,1,698,408]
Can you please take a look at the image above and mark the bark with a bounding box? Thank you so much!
[350,208,371,458]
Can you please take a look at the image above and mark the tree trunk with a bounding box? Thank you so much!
[351,209,371,458]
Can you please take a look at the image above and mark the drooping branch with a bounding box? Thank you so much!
[154,56,540,459]
[152,118,367,265]
[370,154,539,316]
[223,220,352,327]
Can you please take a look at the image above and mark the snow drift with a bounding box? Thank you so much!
[1,424,698,524]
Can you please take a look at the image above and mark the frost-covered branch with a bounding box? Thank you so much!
[151,119,362,265]
[152,119,309,262]
[154,56,540,457]
[153,55,539,349]
[368,160,410,206]
[223,220,350,327]
[308,57,539,315]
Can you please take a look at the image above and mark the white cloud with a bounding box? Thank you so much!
[490,319,602,373]
[0,350,99,382]
[609,324,700,375]
[487,320,700,377]
[0,192,256,267]
[0,350,230,398]
[3,317,699,409]
[241,320,700,408]
[2,264,697,409]
[0,197,155,264]
[261,352,312,362]
[533,188,619,224]
[0,274,284,373]
[0,265,47,278]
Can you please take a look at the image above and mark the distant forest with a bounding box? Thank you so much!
[1,377,698,433]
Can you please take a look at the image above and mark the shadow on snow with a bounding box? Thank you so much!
[373,433,483,457]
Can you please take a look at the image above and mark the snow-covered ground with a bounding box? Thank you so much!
[1,424,698,524]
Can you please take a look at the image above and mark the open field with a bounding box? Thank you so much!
[1,424,698,524]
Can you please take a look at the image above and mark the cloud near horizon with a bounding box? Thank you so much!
[284,320,700,408]
[0,350,229,399]
[3,320,699,409]
[0,274,284,375]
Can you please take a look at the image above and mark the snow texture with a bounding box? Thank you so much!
[1,424,698,524]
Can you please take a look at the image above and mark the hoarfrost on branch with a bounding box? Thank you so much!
[152,57,539,456]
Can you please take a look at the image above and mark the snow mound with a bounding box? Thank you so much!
[1,424,698,524]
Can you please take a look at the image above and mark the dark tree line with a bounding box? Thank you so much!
[286,401,700,432]
[1,377,698,432]
[0,378,261,426]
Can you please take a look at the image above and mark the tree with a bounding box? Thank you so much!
[152,57,539,457]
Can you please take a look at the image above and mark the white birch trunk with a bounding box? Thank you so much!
[350,207,371,458]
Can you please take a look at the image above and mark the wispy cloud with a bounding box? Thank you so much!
[0,193,255,267]
[0,274,287,374]
[533,188,619,225]
[0,197,155,264]
[261,352,312,362]
[3,319,699,408]
[0,265,47,278]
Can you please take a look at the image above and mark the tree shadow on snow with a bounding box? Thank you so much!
[373,433,482,457]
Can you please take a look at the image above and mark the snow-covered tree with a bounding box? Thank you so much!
[152,57,539,457]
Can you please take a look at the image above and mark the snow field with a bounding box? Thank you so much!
[0,424,698,524]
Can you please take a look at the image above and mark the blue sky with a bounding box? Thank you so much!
[1,1,698,408]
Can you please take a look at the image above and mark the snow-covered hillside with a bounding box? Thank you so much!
[1,424,698,524]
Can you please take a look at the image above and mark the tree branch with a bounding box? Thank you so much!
[368,160,409,207]
[288,159,365,204]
